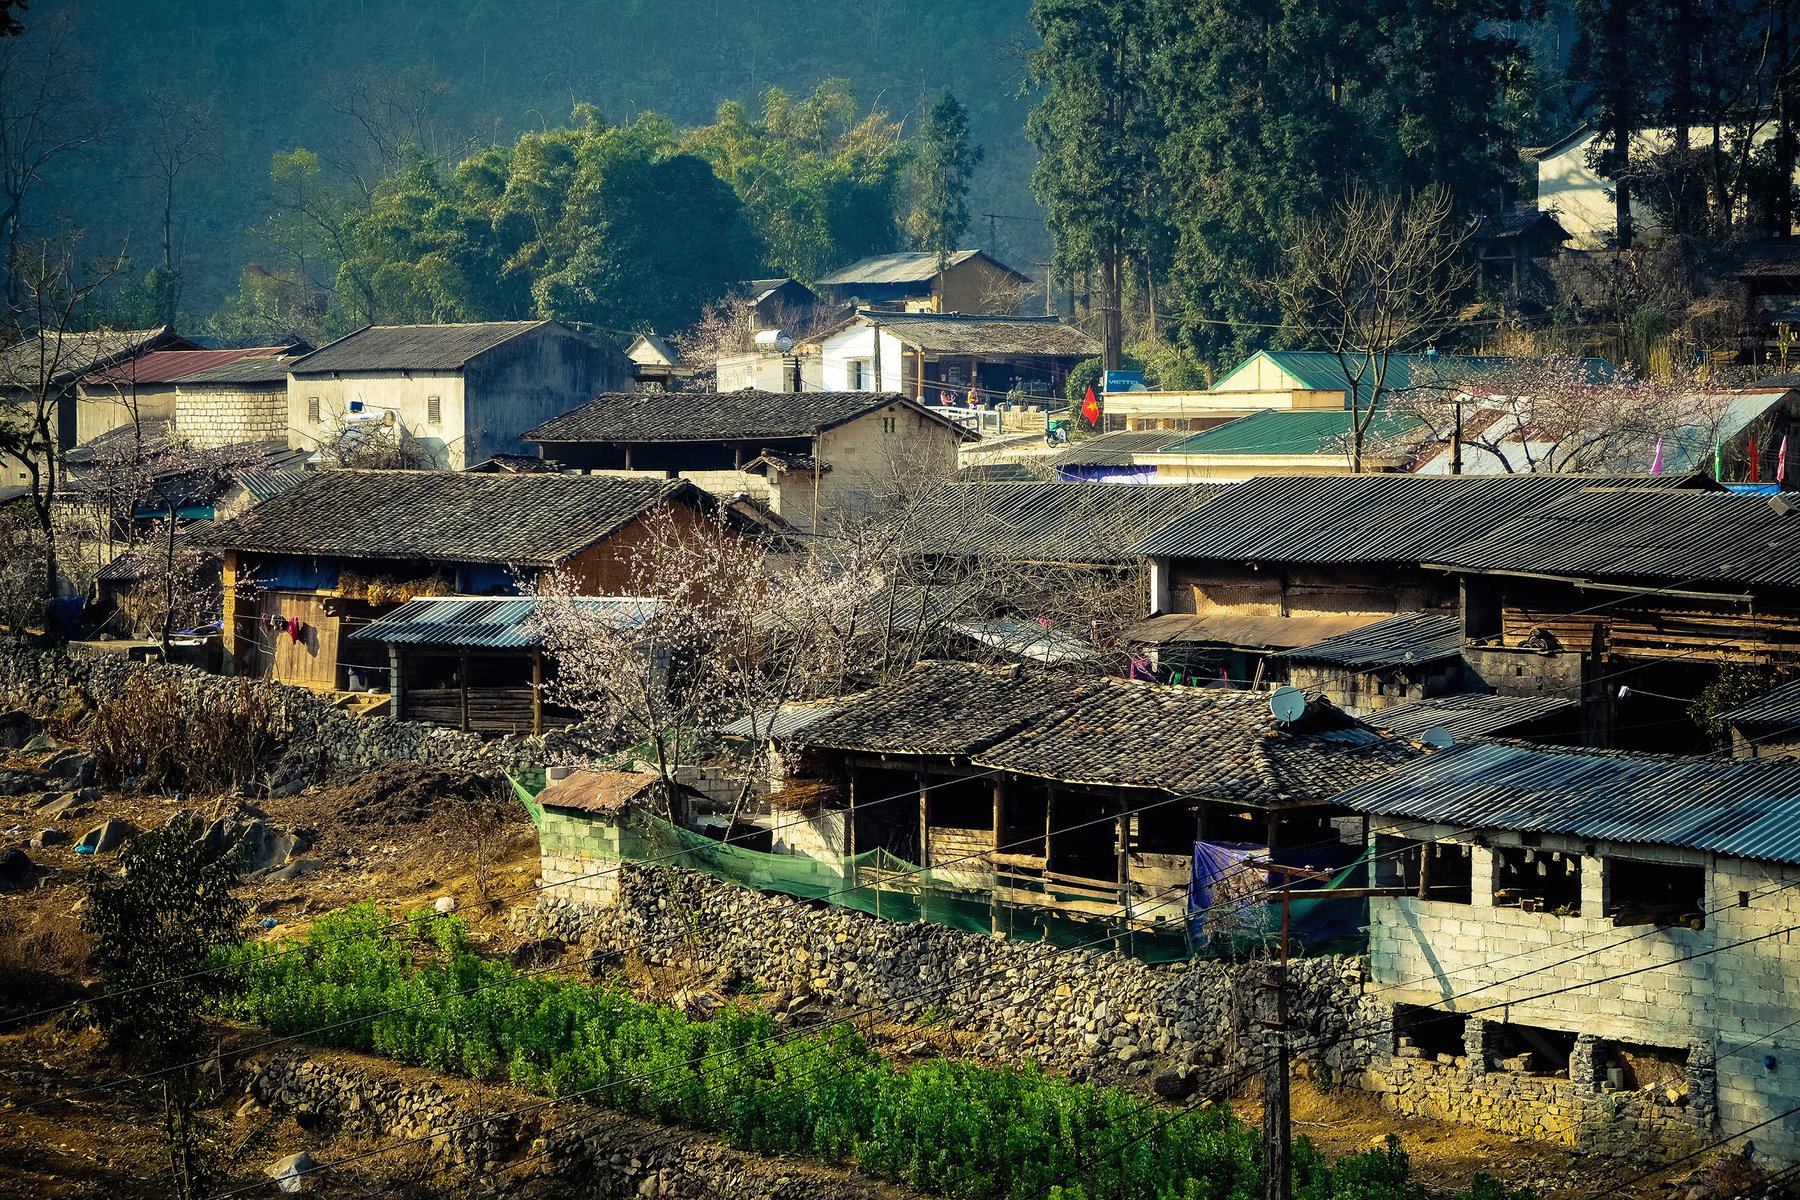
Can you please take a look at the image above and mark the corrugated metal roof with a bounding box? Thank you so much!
[1276,612,1462,669]
[1714,677,1800,730]
[1152,409,1428,457]
[1429,488,1800,588]
[815,249,1028,286]
[1367,692,1578,741]
[82,346,291,386]
[177,353,306,386]
[1047,430,1193,468]
[1330,740,1800,867]
[292,321,550,374]
[719,702,844,740]
[0,326,179,386]
[907,481,1224,565]
[351,595,660,648]
[865,312,1099,357]
[1129,473,1714,564]
[1122,610,1385,649]
[236,468,309,503]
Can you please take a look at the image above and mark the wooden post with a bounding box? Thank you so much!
[918,772,929,867]
[531,647,543,735]
[1417,841,1432,900]
[1116,804,1131,910]
[872,317,884,393]
[1044,785,1056,872]
[458,652,470,733]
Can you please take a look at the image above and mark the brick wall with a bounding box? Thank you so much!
[175,384,288,449]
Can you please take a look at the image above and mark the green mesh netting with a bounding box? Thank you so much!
[512,773,1369,964]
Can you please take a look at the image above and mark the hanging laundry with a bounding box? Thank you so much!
[287,617,302,644]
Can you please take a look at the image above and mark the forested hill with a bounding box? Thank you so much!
[30,0,1043,314]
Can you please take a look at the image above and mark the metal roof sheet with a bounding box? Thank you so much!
[1714,677,1800,730]
[815,249,1027,287]
[1275,612,1462,670]
[1367,692,1579,741]
[291,321,551,374]
[1122,610,1385,649]
[1330,740,1800,867]
[1129,473,1714,564]
[351,595,660,648]
[1047,430,1194,468]
[906,481,1224,565]
[1153,409,1428,457]
[82,346,292,386]
[719,702,844,741]
[1428,488,1800,589]
[524,390,976,445]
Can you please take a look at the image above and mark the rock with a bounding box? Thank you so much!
[264,859,322,883]
[77,817,134,855]
[0,846,32,889]
[236,1098,262,1121]
[19,731,57,754]
[31,827,65,848]
[434,896,456,915]
[0,771,40,797]
[36,793,88,820]
[1152,1070,1197,1100]
[0,710,37,748]
[39,749,94,787]
[267,1151,314,1193]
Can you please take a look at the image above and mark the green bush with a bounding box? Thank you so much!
[222,905,1533,1200]
[1066,357,1103,405]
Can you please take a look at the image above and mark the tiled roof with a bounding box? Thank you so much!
[815,249,1027,287]
[195,469,700,566]
[352,595,659,648]
[865,312,1099,357]
[1367,693,1579,741]
[82,346,292,387]
[1129,473,1714,564]
[1276,612,1463,670]
[1428,488,1800,588]
[1473,206,1569,240]
[795,661,1421,807]
[1713,677,1800,731]
[1151,409,1428,458]
[291,321,550,373]
[0,327,181,386]
[177,352,307,386]
[1330,740,1800,867]
[525,390,974,444]
[907,481,1223,564]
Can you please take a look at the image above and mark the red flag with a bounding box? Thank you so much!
[1750,436,1761,483]
[1081,384,1101,425]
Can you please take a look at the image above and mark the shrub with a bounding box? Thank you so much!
[1066,357,1103,405]
[87,668,282,794]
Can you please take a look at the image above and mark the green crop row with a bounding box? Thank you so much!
[220,904,1531,1200]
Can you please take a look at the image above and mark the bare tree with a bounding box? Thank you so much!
[1277,187,1473,473]
[0,231,130,618]
[1401,356,1737,475]
[0,12,111,308]
[138,89,217,325]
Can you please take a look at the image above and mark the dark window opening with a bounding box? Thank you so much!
[1374,836,1473,903]
[1606,857,1705,930]
[1049,792,1117,883]
[1603,1041,1689,1092]
[1204,807,1264,844]
[998,782,1047,858]
[1492,1022,1576,1077]
[928,775,992,830]
[1135,802,1194,855]
[1494,846,1581,914]
[851,767,920,861]
[1394,1003,1466,1062]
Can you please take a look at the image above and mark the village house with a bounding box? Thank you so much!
[735,277,826,331]
[625,334,692,389]
[1714,678,1800,758]
[1331,741,1800,1163]
[1131,409,1430,483]
[74,344,299,448]
[810,311,1098,407]
[811,249,1031,315]
[1272,611,1472,717]
[1123,474,1703,693]
[0,326,195,489]
[1429,487,1800,751]
[522,390,974,530]
[173,349,312,449]
[773,660,1418,929]
[286,321,633,470]
[1471,205,1572,301]
[196,469,742,692]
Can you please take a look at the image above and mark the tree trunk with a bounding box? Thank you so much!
[1607,0,1634,250]
[1101,246,1123,370]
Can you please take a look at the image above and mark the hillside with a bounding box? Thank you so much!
[26,0,1045,315]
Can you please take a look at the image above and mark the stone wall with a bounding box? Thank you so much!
[174,385,287,449]
[0,639,609,792]
[247,1052,901,1199]
[524,862,1387,1094]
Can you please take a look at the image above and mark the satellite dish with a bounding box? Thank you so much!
[1269,686,1307,724]
[1423,727,1455,749]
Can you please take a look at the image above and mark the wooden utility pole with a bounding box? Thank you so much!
[1256,862,1332,1200]
[871,315,884,392]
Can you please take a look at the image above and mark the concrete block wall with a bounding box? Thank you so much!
[1368,819,1800,1161]
[536,808,623,909]
[175,386,288,449]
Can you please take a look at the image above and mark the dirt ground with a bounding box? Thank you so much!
[0,760,1777,1200]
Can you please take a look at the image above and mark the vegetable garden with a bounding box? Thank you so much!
[223,905,1532,1200]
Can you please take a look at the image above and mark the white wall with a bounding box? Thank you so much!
[818,325,915,395]
[289,372,467,468]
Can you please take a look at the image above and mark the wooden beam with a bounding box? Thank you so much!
[918,772,929,867]
[531,648,543,735]
[458,652,470,733]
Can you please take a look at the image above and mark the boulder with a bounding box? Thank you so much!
[31,827,66,849]
[0,845,32,889]
[77,817,134,855]
[0,771,40,797]
[37,793,88,819]
[0,710,37,748]
[39,749,94,787]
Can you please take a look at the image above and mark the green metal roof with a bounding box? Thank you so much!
[1210,351,1610,410]
[1155,408,1429,457]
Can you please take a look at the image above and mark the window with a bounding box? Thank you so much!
[1373,835,1472,904]
[848,359,867,390]
[307,396,321,423]
[1606,857,1704,929]
[882,415,897,433]
[1393,1003,1466,1062]
[1494,845,1582,914]
[427,395,442,425]
[1490,1021,1575,1077]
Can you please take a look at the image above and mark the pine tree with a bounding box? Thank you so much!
[908,91,984,279]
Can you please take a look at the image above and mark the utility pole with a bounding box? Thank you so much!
[1256,862,1332,1200]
